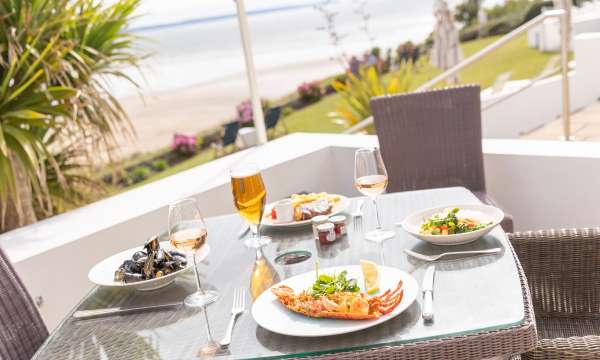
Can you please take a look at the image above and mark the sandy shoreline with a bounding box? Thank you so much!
[116,57,343,157]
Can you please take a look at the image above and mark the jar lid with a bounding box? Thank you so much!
[316,222,334,231]
[329,215,346,223]
[312,215,329,223]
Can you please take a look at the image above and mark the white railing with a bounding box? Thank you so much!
[344,6,572,139]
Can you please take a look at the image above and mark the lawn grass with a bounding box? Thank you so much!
[283,34,557,134]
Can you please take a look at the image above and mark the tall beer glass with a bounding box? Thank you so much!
[230,163,271,248]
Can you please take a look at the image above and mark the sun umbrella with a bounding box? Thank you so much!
[430,0,463,84]
[235,0,267,144]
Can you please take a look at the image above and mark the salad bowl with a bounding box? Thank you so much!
[399,204,504,245]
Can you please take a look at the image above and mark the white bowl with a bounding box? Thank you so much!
[88,242,209,291]
[399,204,504,245]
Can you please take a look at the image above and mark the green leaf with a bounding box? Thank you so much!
[0,124,7,157]
[4,110,48,120]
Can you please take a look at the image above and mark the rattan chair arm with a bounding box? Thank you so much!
[508,228,600,319]
[522,336,600,360]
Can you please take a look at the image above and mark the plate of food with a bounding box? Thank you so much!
[88,235,209,291]
[252,262,419,337]
[263,192,350,227]
[399,204,504,245]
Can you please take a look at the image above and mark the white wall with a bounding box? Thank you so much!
[481,33,600,138]
[528,3,600,51]
[4,133,600,330]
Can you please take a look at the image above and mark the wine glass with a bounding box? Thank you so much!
[230,163,271,248]
[168,198,218,308]
[354,147,395,242]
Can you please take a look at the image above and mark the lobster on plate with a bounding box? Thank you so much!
[271,280,403,320]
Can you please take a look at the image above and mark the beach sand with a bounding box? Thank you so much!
[116,57,343,157]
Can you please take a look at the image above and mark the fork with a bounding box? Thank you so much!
[220,288,245,348]
[352,199,365,232]
[404,248,502,262]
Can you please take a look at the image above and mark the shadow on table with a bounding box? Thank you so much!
[254,301,421,354]
[405,233,505,271]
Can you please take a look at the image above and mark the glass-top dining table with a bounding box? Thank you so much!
[32,187,536,360]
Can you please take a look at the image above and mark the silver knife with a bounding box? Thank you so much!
[422,265,436,321]
[73,302,181,320]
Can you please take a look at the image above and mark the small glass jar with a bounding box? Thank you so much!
[316,223,336,245]
[312,215,330,239]
[329,215,347,238]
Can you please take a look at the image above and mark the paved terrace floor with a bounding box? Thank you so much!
[522,100,600,141]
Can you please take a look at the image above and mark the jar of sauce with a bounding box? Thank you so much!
[312,215,329,239]
[316,223,335,245]
[329,215,347,238]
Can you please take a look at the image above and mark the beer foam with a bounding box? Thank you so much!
[230,163,260,178]
[230,169,259,178]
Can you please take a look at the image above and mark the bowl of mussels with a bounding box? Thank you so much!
[88,234,210,291]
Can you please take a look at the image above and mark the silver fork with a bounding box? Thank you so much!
[220,288,245,348]
[352,199,365,232]
[404,248,502,262]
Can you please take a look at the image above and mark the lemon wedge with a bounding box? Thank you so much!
[360,260,379,294]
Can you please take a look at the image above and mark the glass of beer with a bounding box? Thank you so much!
[354,147,395,242]
[230,163,271,248]
[168,198,218,308]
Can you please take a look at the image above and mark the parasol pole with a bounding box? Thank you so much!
[235,0,267,144]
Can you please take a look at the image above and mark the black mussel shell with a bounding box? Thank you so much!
[168,250,186,258]
[143,252,156,279]
[132,250,147,262]
[144,235,160,254]
[123,272,144,283]
[172,255,187,267]
[135,256,148,266]
[163,249,173,262]
[154,249,166,266]
[121,259,141,274]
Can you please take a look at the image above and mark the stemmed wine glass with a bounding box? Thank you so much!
[168,198,218,308]
[354,147,395,242]
[230,163,271,249]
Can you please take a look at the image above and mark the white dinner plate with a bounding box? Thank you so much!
[399,204,504,245]
[252,265,419,337]
[262,194,351,227]
[88,241,209,291]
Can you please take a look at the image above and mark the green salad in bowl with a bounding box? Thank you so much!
[420,207,491,235]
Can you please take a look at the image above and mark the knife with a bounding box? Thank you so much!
[422,265,436,321]
[73,302,181,320]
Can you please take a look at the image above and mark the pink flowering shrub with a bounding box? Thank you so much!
[297,81,323,103]
[235,99,270,125]
[172,133,197,155]
[236,100,253,124]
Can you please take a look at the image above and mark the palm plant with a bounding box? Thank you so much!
[331,62,416,127]
[0,0,143,232]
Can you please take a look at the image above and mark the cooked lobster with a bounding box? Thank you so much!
[271,280,404,320]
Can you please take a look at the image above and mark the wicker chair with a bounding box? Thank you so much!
[371,85,514,232]
[508,228,600,359]
[0,245,48,360]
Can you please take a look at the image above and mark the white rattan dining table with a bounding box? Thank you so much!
[32,187,536,360]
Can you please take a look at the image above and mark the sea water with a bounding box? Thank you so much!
[111,0,451,98]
